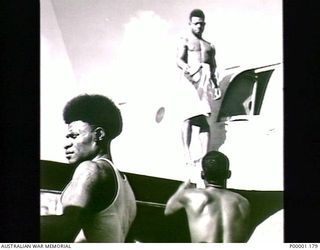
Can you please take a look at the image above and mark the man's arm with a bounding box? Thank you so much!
[209,44,218,86]
[41,161,99,242]
[209,44,221,100]
[164,180,192,215]
[176,37,190,73]
[61,161,108,209]
[41,206,82,242]
[41,161,110,242]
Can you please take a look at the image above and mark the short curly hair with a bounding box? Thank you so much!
[202,151,230,181]
[189,9,205,21]
[63,94,122,141]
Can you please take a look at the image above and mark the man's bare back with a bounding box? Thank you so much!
[165,151,251,243]
[182,186,250,243]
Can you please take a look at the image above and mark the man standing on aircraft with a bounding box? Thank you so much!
[177,9,221,168]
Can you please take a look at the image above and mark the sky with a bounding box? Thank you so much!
[43,0,282,94]
[41,0,283,181]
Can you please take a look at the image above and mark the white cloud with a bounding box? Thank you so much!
[110,11,187,179]
[112,10,176,103]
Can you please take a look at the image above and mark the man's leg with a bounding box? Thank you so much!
[181,116,209,187]
[182,119,200,185]
[199,115,210,159]
[199,130,209,159]
[191,115,210,163]
[182,119,192,166]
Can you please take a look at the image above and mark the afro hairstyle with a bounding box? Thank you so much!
[63,94,122,141]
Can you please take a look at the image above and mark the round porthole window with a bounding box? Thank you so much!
[155,107,165,123]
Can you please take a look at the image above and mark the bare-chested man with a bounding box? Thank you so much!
[177,9,221,167]
[165,151,251,243]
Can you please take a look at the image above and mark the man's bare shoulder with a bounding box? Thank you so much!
[184,188,212,202]
[201,38,211,45]
[182,187,202,196]
[222,189,250,207]
[178,35,190,46]
[201,38,215,50]
[202,188,247,203]
[179,33,200,44]
[73,160,112,181]
[183,188,212,212]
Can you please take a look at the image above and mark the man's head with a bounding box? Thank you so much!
[189,9,206,38]
[63,94,122,164]
[201,151,231,187]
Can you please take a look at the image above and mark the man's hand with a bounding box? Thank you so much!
[213,87,222,100]
[182,65,191,75]
[209,78,222,100]
[184,65,202,84]
[41,192,63,216]
[178,179,194,191]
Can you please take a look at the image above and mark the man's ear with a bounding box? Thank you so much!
[227,170,231,179]
[94,127,106,141]
[201,171,205,180]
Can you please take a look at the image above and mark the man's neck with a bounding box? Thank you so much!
[205,183,225,189]
[93,150,111,162]
[190,31,202,40]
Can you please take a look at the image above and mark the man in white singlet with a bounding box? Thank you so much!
[165,151,251,243]
[41,94,137,242]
